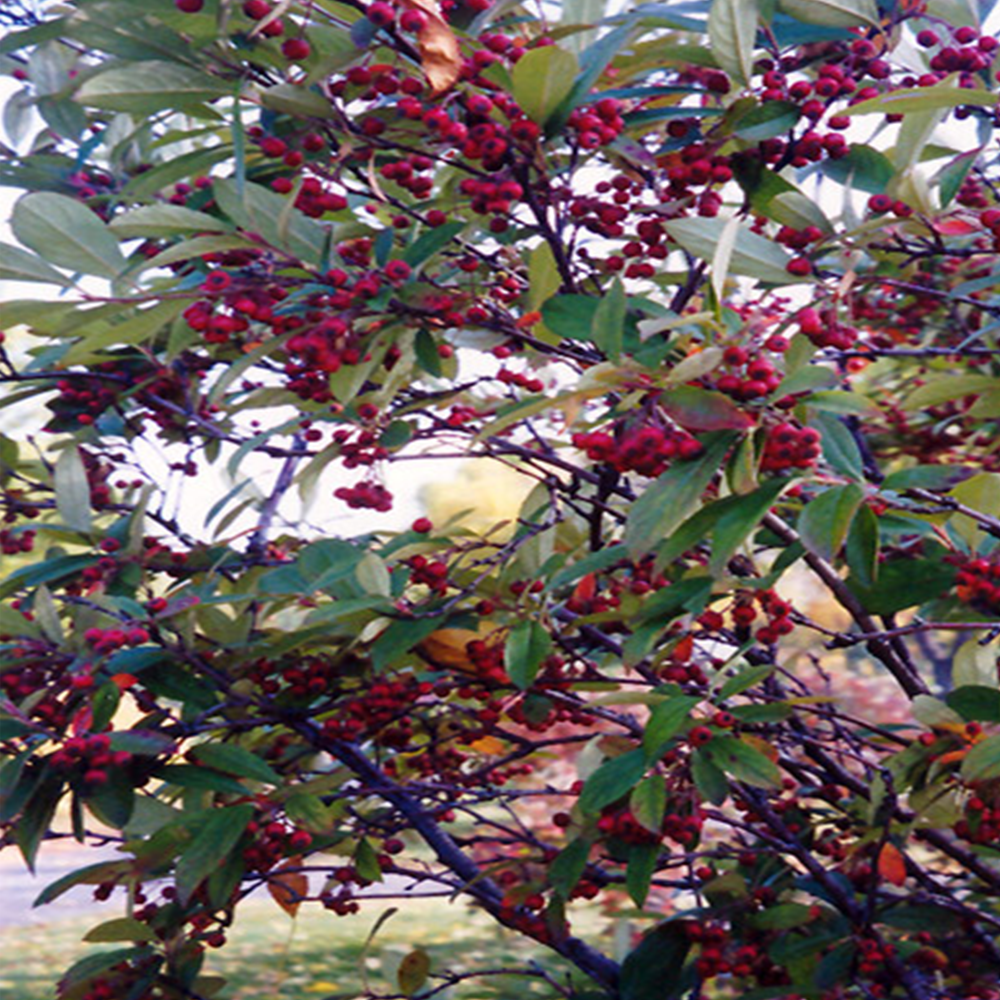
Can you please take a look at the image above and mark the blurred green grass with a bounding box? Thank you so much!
[0,895,608,999]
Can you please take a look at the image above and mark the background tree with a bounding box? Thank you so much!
[2,1,1000,998]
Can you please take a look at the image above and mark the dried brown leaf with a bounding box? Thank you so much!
[398,0,462,95]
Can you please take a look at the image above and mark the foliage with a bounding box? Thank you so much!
[2,1,1000,998]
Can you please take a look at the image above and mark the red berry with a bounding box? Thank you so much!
[786,257,812,277]
[175,0,204,10]
[281,38,311,61]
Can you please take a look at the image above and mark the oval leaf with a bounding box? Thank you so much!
[12,193,125,279]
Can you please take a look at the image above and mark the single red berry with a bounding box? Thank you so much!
[175,0,204,11]
[786,256,812,277]
[688,725,714,747]
[281,38,311,61]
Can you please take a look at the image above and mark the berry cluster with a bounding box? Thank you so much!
[333,480,393,511]
[320,676,432,744]
[712,345,784,401]
[797,306,858,350]
[242,818,314,875]
[573,423,703,478]
[408,554,450,594]
[955,555,1000,616]
[760,422,822,472]
[954,792,1000,846]
[49,733,134,789]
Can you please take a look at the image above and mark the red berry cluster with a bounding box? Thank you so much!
[49,733,133,789]
[496,366,545,394]
[83,625,150,655]
[954,793,1000,845]
[797,306,858,350]
[686,924,789,987]
[247,654,339,699]
[242,818,314,875]
[596,803,703,847]
[712,345,784,401]
[333,480,393,511]
[725,589,796,645]
[573,423,703,478]
[320,676,432,743]
[955,555,1000,616]
[408,554,450,594]
[760,422,821,472]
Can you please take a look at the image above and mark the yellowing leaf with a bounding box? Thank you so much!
[398,0,461,95]
[741,733,778,763]
[397,948,431,996]
[415,621,504,674]
[268,857,308,917]
[877,843,907,886]
[468,735,507,754]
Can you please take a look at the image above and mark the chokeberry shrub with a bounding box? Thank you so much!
[2,0,1000,998]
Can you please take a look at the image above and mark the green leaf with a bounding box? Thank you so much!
[578,748,647,814]
[549,837,591,897]
[946,686,1000,724]
[505,619,553,690]
[711,478,793,574]
[591,277,627,360]
[845,83,999,116]
[703,735,781,788]
[819,144,895,193]
[643,696,701,760]
[661,385,756,433]
[708,0,759,87]
[402,221,466,269]
[76,60,228,113]
[557,22,636,122]
[109,204,233,238]
[0,241,74,286]
[620,922,691,1000]
[881,465,969,492]
[845,502,879,588]
[12,193,125,279]
[84,917,157,943]
[778,0,879,28]
[354,837,384,883]
[85,768,134,829]
[626,431,735,556]
[961,734,1000,782]
[848,546,956,615]
[810,412,864,482]
[213,178,326,266]
[512,45,579,126]
[259,82,334,119]
[154,764,249,796]
[732,101,801,141]
[53,445,94,534]
[751,902,815,930]
[937,147,982,208]
[190,743,281,785]
[952,637,1000,689]
[175,804,254,904]
[630,774,667,833]
[797,483,865,562]
[16,773,63,872]
[34,860,131,908]
[691,747,748,806]
[663,217,794,284]
[542,294,600,341]
[718,663,774,700]
[626,842,660,907]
